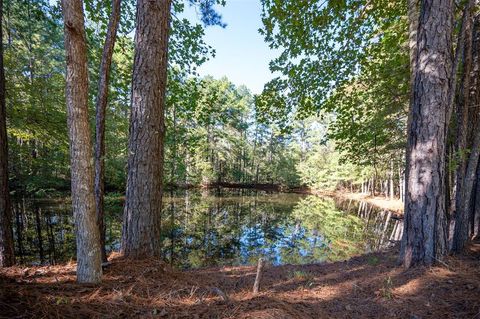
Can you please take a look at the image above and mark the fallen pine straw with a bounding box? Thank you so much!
[1,243,480,318]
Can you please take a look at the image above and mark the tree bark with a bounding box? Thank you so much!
[453,111,480,251]
[399,0,419,262]
[94,0,122,263]
[122,0,172,258]
[401,0,453,268]
[0,0,15,268]
[453,16,474,230]
[474,163,480,238]
[62,0,102,283]
[252,257,265,294]
[471,14,480,239]
[452,9,480,252]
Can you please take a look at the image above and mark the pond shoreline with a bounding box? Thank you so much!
[176,183,405,214]
[311,190,404,214]
[1,242,479,318]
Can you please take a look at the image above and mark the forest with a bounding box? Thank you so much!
[0,0,479,318]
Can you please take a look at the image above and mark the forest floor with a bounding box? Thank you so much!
[1,243,480,318]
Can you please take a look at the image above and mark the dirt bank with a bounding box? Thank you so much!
[1,242,479,318]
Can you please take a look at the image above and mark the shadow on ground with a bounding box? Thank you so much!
[1,243,479,318]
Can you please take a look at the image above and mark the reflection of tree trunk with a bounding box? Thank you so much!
[390,220,404,241]
[46,213,56,265]
[363,205,373,233]
[34,206,44,264]
[389,220,398,242]
[170,200,175,265]
[14,203,24,263]
[379,211,392,247]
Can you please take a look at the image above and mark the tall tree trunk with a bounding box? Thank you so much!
[399,0,419,262]
[94,0,122,264]
[453,113,480,251]
[62,0,102,283]
[452,9,480,251]
[122,0,172,258]
[470,14,480,239]
[0,0,15,268]
[401,0,453,268]
[453,23,473,229]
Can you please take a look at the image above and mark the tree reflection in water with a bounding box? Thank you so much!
[11,190,402,268]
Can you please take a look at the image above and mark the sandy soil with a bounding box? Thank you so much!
[1,242,479,319]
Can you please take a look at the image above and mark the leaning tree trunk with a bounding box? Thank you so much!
[62,0,102,283]
[122,0,172,258]
[94,0,121,263]
[0,0,15,268]
[401,0,453,268]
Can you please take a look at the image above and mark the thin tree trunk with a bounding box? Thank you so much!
[453,114,480,251]
[400,0,419,262]
[452,9,480,251]
[122,0,172,258]
[46,213,56,264]
[402,0,453,268]
[389,161,394,200]
[445,0,477,128]
[252,257,265,294]
[34,207,44,264]
[474,165,480,238]
[62,0,102,283]
[0,0,15,268]
[94,0,121,264]
[470,14,480,239]
[14,205,24,263]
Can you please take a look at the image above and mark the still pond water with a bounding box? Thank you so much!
[11,190,403,269]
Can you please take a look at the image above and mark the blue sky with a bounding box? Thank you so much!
[184,0,279,94]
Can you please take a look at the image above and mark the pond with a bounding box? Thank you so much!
[11,190,403,269]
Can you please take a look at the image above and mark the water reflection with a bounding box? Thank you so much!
[11,191,403,268]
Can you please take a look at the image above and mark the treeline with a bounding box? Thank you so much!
[258,0,480,266]
[1,0,478,283]
[0,0,365,280]
[0,0,304,197]
[0,1,407,199]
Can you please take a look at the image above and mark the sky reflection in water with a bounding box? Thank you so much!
[11,190,403,268]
